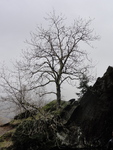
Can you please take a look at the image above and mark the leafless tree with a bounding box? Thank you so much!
[17,12,99,108]
[0,65,46,117]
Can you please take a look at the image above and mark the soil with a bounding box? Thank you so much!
[0,117,12,136]
[0,125,12,136]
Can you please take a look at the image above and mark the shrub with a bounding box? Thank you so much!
[12,119,57,150]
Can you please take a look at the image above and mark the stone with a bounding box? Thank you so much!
[67,66,113,147]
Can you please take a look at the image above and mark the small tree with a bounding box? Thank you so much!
[0,66,27,112]
[76,73,90,98]
[17,12,99,108]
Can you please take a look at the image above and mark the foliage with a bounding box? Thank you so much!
[12,100,68,149]
[76,73,90,98]
[12,119,60,150]
[0,100,68,150]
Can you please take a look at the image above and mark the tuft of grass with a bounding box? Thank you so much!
[0,128,15,149]
[42,100,68,115]
[0,128,15,142]
[10,119,23,127]
[0,140,13,149]
[43,100,58,112]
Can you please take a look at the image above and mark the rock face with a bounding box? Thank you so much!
[67,66,113,146]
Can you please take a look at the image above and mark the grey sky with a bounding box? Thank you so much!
[0,0,113,100]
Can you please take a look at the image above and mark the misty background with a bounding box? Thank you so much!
[0,0,113,119]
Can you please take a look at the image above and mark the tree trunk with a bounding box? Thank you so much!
[56,84,61,109]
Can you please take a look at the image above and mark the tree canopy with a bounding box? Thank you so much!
[0,12,99,110]
[17,12,99,108]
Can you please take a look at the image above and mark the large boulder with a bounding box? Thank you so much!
[68,66,113,146]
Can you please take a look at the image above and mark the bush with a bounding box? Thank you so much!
[12,119,57,150]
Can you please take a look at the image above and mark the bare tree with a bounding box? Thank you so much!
[17,12,99,108]
[0,65,46,117]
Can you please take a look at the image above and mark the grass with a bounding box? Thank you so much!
[0,140,13,149]
[43,100,68,112]
[0,128,15,141]
[10,119,23,127]
[0,129,14,149]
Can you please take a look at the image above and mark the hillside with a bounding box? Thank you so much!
[1,66,113,149]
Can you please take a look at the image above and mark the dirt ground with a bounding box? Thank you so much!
[0,125,12,136]
[0,117,12,136]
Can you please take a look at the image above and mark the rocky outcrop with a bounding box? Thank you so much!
[1,66,113,149]
[67,66,113,147]
[60,99,79,124]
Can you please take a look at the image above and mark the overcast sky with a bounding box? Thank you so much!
[0,0,113,101]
